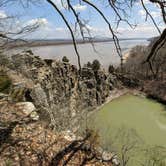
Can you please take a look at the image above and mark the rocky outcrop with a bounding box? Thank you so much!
[116,73,140,88]
[8,51,118,132]
[0,98,117,166]
[0,99,114,166]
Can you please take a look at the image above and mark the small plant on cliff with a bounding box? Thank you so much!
[0,73,11,93]
[83,61,92,68]
[108,64,115,73]
[87,61,92,68]
[92,59,100,71]
[62,56,69,63]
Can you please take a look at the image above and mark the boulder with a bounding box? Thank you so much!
[112,157,120,166]
[102,151,112,161]
[15,102,39,120]
[102,151,120,166]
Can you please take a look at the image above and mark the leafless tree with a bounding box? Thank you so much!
[1,0,165,72]
[45,0,165,72]
[0,0,42,52]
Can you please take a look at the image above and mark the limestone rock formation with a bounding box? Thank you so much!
[9,51,118,132]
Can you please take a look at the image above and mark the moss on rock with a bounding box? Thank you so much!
[0,72,12,93]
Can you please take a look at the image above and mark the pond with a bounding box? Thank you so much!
[88,94,166,165]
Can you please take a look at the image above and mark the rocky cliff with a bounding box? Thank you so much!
[8,51,117,132]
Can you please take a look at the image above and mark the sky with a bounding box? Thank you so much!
[0,0,165,39]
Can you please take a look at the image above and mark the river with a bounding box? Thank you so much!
[9,39,148,69]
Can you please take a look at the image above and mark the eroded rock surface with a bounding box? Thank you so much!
[9,52,118,132]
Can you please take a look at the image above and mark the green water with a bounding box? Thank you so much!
[88,94,166,165]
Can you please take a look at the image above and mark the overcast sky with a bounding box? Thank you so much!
[1,0,164,39]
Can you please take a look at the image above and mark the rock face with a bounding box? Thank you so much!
[10,51,117,132]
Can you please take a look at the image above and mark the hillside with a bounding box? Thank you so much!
[124,39,166,103]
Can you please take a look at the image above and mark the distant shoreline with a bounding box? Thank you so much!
[6,38,148,49]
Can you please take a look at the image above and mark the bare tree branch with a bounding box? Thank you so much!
[46,0,82,72]
[146,28,166,62]
[141,0,161,34]
[82,0,124,70]
[108,0,136,30]
[149,0,166,24]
